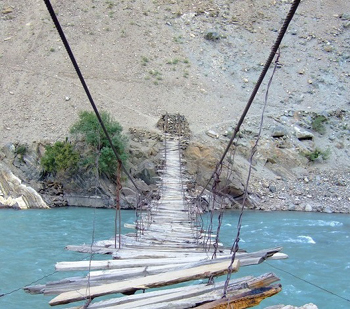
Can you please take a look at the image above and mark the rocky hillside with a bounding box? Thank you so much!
[1,0,349,212]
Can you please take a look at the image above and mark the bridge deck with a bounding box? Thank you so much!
[25,135,286,308]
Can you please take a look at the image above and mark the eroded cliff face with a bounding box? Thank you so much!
[0,128,166,210]
[0,162,49,209]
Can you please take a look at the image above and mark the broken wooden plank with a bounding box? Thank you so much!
[49,259,240,306]
[27,252,281,295]
[81,273,280,309]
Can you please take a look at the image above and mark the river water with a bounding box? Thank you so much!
[0,208,349,309]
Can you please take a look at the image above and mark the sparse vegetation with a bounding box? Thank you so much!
[166,58,179,65]
[311,115,327,134]
[147,69,162,84]
[15,144,28,162]
[106,0,114,9]
[173,35,184,44]
[303,148,330,162]
[141,56,149,66]
[204,31,220,41]
[41,141,79,175]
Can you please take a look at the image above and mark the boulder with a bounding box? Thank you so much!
[304,203,313,212]
[135,160,158,185]
[294,125,314,140]
[271,125,289,138]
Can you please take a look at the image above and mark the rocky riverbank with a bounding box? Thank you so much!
[0,110,349,213]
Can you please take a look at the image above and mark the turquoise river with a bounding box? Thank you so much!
[0,208,349,308]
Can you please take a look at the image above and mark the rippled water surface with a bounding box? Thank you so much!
[0,208,349,308]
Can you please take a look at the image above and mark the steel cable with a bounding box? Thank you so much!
[196,0,301,200]
[42,0,140,194]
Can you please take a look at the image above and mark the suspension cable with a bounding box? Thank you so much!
[197,0,301,199]
[42,0,140,194]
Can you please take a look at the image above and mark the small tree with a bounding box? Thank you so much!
[70,111,127,178]
[41,141,79,175]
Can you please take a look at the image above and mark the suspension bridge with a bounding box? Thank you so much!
[25,123,287,308]
[22,0,303,307]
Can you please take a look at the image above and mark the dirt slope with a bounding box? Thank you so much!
[1,0,348,141]
[1,0,349,211]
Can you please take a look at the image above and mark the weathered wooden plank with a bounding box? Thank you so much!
[26,263,189,295]
[56,256,206,271]
[194,284,282,309]
[82,276,252,309]
[83,273,280,309]
[33,254,280,295]
[111,249,212,259]
[55,248,284,272]
[65,245,119,255]
[49,259,240,306]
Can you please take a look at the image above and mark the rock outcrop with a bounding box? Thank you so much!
[0,162,49,209]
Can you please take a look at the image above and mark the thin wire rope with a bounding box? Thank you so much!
[42,0,140,194]
[197,0,301,200]
[0,270,58,298]
[223,49,281,297]
[265,261,350,304]
[85,207,97,305]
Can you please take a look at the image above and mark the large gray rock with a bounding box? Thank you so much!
[135,160,158,185]
[294,125,314,140]
[271,125,289,138]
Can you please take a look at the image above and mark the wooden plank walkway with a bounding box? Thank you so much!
[137,136,203,248]
[25,135,287,308]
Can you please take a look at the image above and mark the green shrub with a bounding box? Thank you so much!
[70,111,127,177]
[311,115,327,134]
[303,148,330,162]
[41,141,79,174]
[15,144,28,162]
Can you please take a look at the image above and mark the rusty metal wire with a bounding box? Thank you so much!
[209,162,223,257]
[114,161,122,249]
[223,46,284,297]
